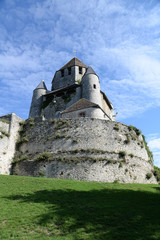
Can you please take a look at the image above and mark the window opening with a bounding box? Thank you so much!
[79,67,82,74]
[61,69,64,77]
[93,84,96,89]
[79,112,85,117]
[68,67,71,75]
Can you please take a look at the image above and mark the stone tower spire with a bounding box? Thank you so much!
[29,80,47,118]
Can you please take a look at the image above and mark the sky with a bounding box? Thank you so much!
[0,0,160,166]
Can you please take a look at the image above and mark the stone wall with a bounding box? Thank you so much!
[12,118,157,183]
[0,113,22,174]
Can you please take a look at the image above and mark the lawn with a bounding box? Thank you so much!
[0,175,160,240]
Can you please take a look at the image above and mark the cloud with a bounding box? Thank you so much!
[147,135,160,167]
[0,0,160,120]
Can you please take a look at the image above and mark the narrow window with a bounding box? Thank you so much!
[68,67,71,75]
[79,112,85,117]
[93,84,96,89]
[61,69,64,77]
[79,67,82,74]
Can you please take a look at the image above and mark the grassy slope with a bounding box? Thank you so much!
[0,175,160,240]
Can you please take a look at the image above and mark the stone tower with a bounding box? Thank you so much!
[82,66,102,108]
[29,81,47,118]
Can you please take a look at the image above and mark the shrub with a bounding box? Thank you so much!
[17,137,29,145]
[119,162,123,168]
[119,151,126,158]
[153,166,160,182]
[38,170,45,177]
[35,152,52,161]
[128,125,141,136]
[146,173,152,180]
[113,126,119,131]
[142,135,153,163]
[129,153,134,158]
[124,134,130,144]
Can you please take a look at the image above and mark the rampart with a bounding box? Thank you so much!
[12,118,157,184]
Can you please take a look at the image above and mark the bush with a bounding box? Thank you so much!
[146,173,152,180]
[119,151,126,158]
[153,166,160,182]
[35,152,52,161]
[119,162,123,168]
[129,153,134,158]
[113,126,119,131]
[128,125,141,136]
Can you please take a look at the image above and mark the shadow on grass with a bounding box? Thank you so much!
[5,186,160,240]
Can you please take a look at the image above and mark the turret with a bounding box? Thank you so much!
[81,66,102,107]
[29,80,47,118]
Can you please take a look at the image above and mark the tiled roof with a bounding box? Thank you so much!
[35,80,47,90]
[62,98,98,114]
[59,57,88,70]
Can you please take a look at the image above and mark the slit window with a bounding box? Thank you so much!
[79,67,82,74]
[68,67,71,75]
[93,84,96,89]
[61,69,64,77]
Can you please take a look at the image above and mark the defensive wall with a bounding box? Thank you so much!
[12,118,157,184]
[0,113,22,174]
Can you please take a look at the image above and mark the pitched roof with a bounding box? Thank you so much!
[59,57,88,71]
[35,80,47,90]
[61,98,98,114]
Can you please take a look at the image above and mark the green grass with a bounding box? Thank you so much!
[0,175,160,240]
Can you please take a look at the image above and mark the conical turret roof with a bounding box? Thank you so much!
[85,66,98,76]
[35,80,47,90]
[59,57,88,70]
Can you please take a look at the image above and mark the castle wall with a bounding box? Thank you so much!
[12,118,157,183]
[52,67,86,90]
[101,93,113,120]
[42,87,81,119]
[61,107,109,120]
[0,113,22,174]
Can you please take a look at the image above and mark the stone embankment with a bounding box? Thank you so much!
[12,118,157,184]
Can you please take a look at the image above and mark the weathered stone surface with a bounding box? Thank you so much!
[0,113,22,174]
[12,118,157,184]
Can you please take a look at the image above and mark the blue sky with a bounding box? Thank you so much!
[0,0,160,166]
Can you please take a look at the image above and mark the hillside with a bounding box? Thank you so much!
[0,175,160,240]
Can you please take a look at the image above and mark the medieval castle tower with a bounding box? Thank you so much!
[29,57,114,121]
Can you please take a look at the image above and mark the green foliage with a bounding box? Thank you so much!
[0,175,160,240]
[153,166,160,182]
[124,134,130,144]
[142,135,153,162]
[146,172,152,180]
[129,153,134,158]
[119,162,123,168]
[128,125,141,136]
[17,137,29,145]
[0,128,10,138]
[0,118,10,124]
[119,151,126,158]
[12,155,29,163]
[113,126,119,131]
[35,152,52,161]
[38,170,45,177]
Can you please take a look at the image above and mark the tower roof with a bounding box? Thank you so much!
[35,80,47,90]
[59,57,88,70]
[85,66,98,76]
